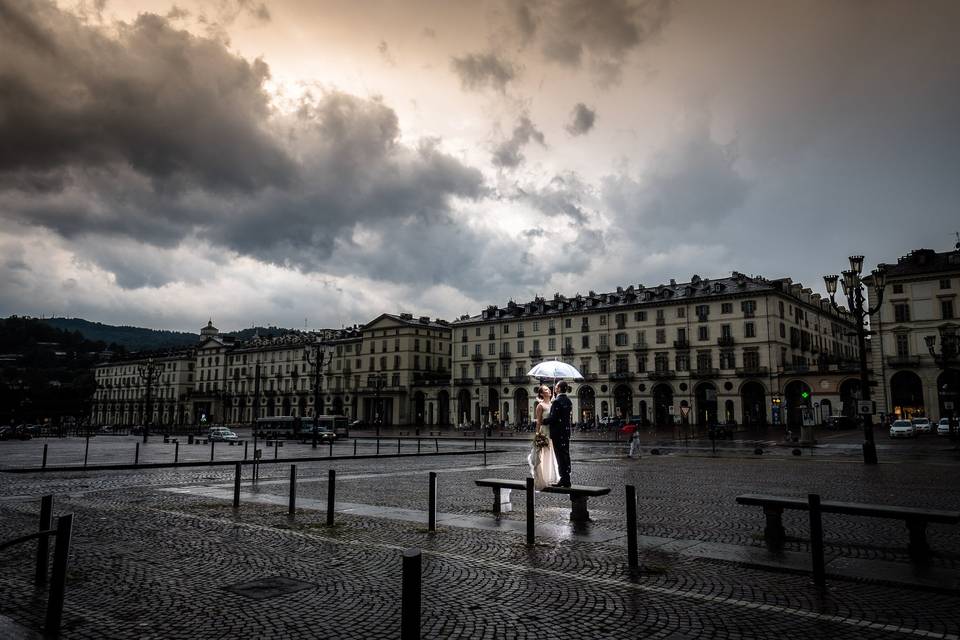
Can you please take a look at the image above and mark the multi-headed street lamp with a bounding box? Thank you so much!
[925,325,959,440]
[136,358,161,444]
[368,373,386,438]
[824,255,887,465]
[305,341,331,448]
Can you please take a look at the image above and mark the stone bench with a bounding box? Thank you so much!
[428,431,442,436]
[475,478,611,523]
[736,493,960,560]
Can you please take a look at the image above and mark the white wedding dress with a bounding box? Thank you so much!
[528,403,560,490]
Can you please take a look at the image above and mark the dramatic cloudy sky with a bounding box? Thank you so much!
[2,0,958,331]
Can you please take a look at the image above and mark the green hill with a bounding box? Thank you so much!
[41,318,199,351]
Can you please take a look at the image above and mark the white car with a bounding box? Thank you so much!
[889,420,915,438]
[208,427,239,442]
[911,417,932,434]
[938,418,954,436]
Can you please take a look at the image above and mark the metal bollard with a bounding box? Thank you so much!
[401,548,422,640]
[83,435,90,469]
[435,438,439,453]
[36,495,52,585]
[418,438,421,454]
[354,440,357,456]
[274,439,279,460]
[175,441,180,464]
[135,442,140,465]
[483,430,487,466]
[326,469,336,526]
[289,465,297,516]
[626,485,639,572]
[376,438,380,455]
[525,477,535,545]
[45,513,73,637]
[808,493,826,588]
[233,463,241,509]
[398,438,402,454]
[428,472,437,532]
[210,440,215,462]
[244,440,249,460]
[42,444,48,470]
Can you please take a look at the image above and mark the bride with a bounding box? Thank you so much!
[528,384,560,490]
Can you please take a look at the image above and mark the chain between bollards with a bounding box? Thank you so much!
[289,464,297,516]
[401,548,421,640]
[525,477,535,545]
[428,472,437,532]
[808,493,826,588]
[326,469,336,526]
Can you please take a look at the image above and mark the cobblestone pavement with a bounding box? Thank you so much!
[1,446,959,639]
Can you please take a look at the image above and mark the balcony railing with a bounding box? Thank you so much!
[656,317,665,326]
[499,351,512,360]
[596,344,611,354]
[480,377,502,385]
[783,364,810,374]
[886,356,922,368]
[582,373,599,381]
[471,353,484,362]
[717,336,735,347]
[508,375,528,384]
[561,346,575,356]
[529,349,542,358]
[517,331,525,338]
[735,366,769,376]
[453,377,474,386]
[648,370,675,379]
[609,372,634,381]
[673,340,690,349]
[548,327,556,335]
[487,334,496,341]
[580,324,590,332]
[690,368,720,378]
[632,342,648,352]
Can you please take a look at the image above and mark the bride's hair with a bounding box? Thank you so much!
[536,385,551,400]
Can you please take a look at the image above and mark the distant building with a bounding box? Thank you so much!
[90,314,452,429]
[867,245,960,420]
[451,273,860,429]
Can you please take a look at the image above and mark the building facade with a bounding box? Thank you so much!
[868,246,960,420]
[451,272,860,429]
[91,315,452,429]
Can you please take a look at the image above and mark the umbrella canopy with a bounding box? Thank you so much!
[526,360,584,380]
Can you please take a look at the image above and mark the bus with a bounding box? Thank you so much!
[254,415,349,439]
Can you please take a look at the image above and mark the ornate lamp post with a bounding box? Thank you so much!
[824,256,887,465]
[136,358,160,444]
[925,326,959,440]
[306,341,331,449]
[368,373,386,438]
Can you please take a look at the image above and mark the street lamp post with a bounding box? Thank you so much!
[824,256,887,465]
[251,362,261,452]
[136,358,160,444]
[924,326,959,441]
[368,373,386,438]
[306,341,331,449]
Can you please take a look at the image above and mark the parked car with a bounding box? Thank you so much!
[911,417,933,434]
[889,420,915,438]
[824,415,857,430]
[208,427,239,442]
[938,418,955,436]
[308,426,337,444]
[0,425,32,440]
[708,423,733,439]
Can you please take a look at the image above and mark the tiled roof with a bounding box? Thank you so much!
[878,247,960,278]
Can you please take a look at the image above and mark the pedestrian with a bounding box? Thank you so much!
[628,429,641,459]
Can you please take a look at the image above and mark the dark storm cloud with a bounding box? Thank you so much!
[450,52,519,93]
[601,114,749,232]
[510,0,671,86]
[0,0,292,192]
[515,173,593,226]
[565,103,596,136]
[492,116,546,168]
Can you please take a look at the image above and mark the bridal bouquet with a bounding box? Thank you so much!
[533,431,550,449]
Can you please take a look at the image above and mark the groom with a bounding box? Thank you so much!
[544,380,573,487]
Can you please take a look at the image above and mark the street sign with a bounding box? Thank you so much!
[858,401,875,415]
[668,406,675,415]
[679,406,690,418]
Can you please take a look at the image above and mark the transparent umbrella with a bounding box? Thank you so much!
[526,360,584,380]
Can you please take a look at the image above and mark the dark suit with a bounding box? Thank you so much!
[545,393,572,485]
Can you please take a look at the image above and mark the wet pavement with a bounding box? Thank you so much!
[1,436,959,639]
